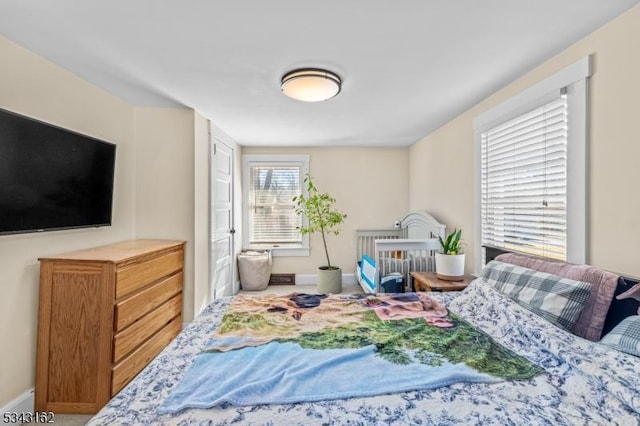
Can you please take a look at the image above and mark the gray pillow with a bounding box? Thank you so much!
[482,260,592,330]
[600,315,640,357]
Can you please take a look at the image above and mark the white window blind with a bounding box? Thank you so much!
[247,163,303,246]
[481,93,568,261]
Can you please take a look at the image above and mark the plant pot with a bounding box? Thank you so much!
[317,266,342,293]
[435,253,466,281]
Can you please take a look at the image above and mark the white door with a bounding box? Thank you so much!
[210,137,235,299]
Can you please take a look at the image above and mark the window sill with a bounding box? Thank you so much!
[244,245,309,257]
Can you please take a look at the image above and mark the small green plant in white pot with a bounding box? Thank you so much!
[435,229,465,281]
[293,175,347,293]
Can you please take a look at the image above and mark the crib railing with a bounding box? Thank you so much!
[374,238,440,282]
[356,229,439,291]
[355,229,402,262]
[356,212,446,292]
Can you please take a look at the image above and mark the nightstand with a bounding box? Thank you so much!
[410,271,473,292]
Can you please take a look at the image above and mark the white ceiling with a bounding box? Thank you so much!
[1,1,638,147]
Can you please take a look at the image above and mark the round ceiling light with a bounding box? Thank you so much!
[281,68,341,102]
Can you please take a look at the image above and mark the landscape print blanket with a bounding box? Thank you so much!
[159,292,541,413]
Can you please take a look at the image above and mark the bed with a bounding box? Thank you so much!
[355,211,445,293]
[88,254,640,425]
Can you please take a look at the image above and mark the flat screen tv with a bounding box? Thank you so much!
[0,107,116,235]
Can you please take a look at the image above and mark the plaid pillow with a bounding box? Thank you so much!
[600,315,640,357]
[482,260,592,330]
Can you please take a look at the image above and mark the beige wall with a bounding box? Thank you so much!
[242,147,410,275]
[134,109,215,320]
[193,113,210,316]
[133,108,197,321]
[0,36,136,406]
[0,36,206,408]
[409,5,640,277]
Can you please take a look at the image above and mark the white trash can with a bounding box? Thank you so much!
[237,250,272,291]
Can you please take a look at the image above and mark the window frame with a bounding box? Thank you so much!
[473,56,592,274]
[242,154,310,257]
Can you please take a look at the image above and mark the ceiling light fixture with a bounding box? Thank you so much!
[281,68,341,102]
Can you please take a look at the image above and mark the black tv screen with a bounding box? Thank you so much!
[0,108,116,235]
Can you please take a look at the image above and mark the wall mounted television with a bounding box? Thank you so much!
[0,107,116,235]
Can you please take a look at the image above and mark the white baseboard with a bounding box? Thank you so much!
[295,273,356,286]
[294,274,316,285]
[342,273,356,285]
[1,388,34,423]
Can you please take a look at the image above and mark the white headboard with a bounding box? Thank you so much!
[374,210,445,265]
[399,211,446,240]
[355,211,446,262]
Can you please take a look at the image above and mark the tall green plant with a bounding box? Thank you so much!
[439,229,463,255]
[293,175,346,269]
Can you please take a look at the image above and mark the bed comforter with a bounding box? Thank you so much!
[88,280,640,425]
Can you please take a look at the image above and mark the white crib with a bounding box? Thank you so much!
[355,211,446,293]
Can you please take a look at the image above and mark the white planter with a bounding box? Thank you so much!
[317,266,342,293]
[435,253,466,281]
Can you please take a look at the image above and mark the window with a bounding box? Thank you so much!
[481,94,568,260]
[242,155,309,256]
[474,56,591,273]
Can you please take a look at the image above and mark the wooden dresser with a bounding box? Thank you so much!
[35,239,185,414]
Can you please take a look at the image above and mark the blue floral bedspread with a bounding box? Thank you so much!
[88,281,640,425]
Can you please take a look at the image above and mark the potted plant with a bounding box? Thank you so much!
[293,175,347,293]
[435,229,466,281]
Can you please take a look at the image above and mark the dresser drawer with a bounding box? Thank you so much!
[112,294,182,363]
[111,316,182,396]
[115,249,183,299]
[114,272,182,331]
